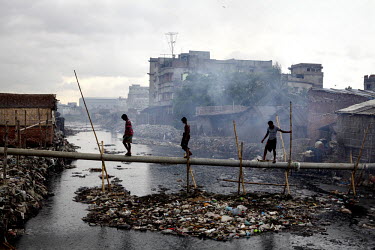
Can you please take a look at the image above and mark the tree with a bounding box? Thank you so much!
[173,65,288,119]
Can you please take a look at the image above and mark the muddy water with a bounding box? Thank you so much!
[16,128,373,249]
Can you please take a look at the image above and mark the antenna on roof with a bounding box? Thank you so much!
[165,32,178,58]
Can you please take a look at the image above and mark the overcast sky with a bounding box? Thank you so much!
[1,0,374,104]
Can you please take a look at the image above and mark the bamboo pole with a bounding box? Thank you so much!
[2,121,9,182]
[349,149,356,195]
[275,115,287,162]
[237,142,246,194]
[186,149,190,193]
[24,110,27,147]
[38,108,42,148]
[20,120,47,132]
[233,121,240,158]
[233,121,245,194]
[15,111,19,168]
[348,124,370,195]
[17,121,21,148]
[101,141,105,192]
[223,179,296,186]
[189,166,197,189]
[283,102,292,195]
[74,70,111,191]
[44,110,48,147]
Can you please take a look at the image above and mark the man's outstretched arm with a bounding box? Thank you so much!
[279,129,292,133]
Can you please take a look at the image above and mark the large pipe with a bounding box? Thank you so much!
[1,147,375,170]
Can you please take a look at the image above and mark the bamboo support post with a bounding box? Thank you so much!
[348,124,370,195]
[237,142,246,195]
[74,70,111,191]
[275,115,287,162]
[16,120,20,168]
[233,121,240,157]
[349,149,356,195]
[3,121,9,182]
[189,165,197,189]
[233,121,246,194]
[283,102,292,195]
[186,150,190,193]
[38,108,42,148]
[24,110,27,147]
[44,110,48,147]
[223,179,296,186]
[101,141,105,192]
[15,111,19,168]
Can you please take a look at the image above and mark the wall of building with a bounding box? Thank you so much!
[148,50,273,124]
[307,90,369,143]
[0,107,55,146]
[364,75,375,90]
[287,63,323,90]
[336,114,375,162]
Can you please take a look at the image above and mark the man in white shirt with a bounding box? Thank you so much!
[261,121,291,163]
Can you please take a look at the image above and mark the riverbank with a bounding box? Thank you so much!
[0,135,76,247]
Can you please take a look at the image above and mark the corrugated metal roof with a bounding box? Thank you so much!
[0,93,57,109]
[311,88,375,99]
[336,99,375,115]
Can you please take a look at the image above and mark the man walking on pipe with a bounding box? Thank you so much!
[261,120,291,163]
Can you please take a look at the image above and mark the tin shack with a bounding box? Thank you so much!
[0,93,57,147]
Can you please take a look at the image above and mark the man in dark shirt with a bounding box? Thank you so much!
[261,120,291,163]
[121,114,133,156]
[181,117,192,158]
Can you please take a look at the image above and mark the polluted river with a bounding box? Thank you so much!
[15,124,375,250]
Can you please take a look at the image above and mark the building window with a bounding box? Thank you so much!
[367,84,372,89]
[307,68,310,72]
[296,74,304,79]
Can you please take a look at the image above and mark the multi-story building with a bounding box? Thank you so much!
[147,50,273,124]
[284,63,323,91]
[364,74,375,90]
[79,97,130,112]
[127,84,149,112]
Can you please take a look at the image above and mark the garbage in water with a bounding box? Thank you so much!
[73,184,372,241]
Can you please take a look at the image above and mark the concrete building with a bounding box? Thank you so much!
[57,102,81,116]
[284,63,323,91]
[79,97,119,110]
[78,97,129,112]
[364,74,375,90]
[147,50,273,124]
[127,84,149,112]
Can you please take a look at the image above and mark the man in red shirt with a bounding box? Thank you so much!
[121,114,133,156]
[181,117,192,158]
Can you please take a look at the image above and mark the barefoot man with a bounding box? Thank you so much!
[181,117,192,158]
[261,121,291,163]
[122,114,133,156]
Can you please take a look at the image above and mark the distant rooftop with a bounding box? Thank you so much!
[289,63,323,70]
[336,99,375,116]
[310,88,375,99]
[0,93,57,109]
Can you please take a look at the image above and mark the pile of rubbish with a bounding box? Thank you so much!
[74,185,343,241]
[0,134,76,244]
[135,124,181,142]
